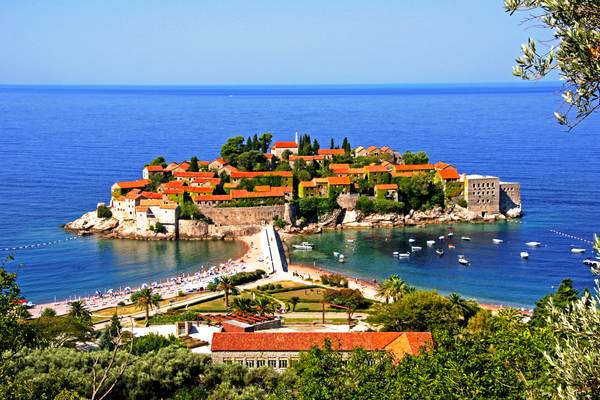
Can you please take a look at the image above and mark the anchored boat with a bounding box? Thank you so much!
[520,251,529,259]
[292,242,314,250]
[492,238,503,244]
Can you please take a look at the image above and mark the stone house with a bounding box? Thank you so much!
[142,165,164,180]
[111,189,143,221]
[365,165,390,184]
[374,183,399,201]
[111,179,150,198]
[135,200,179,234]
[271,141,298,158]
[211,332,433,370]
[499,182,521,212]
[208,158,229,173]
[464,175,500,217]
[317,148,345,159]
[288,154,324,168]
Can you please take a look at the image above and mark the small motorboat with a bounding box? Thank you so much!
[448,244,456,249]
[347,239,355,243]
[583,258,600,267]
[447,232,454,237]
[408,238,416,243]
[436,249,444,256]
[339,254,345,259]
[338,257,345,263]
[398,253,410,258]
[492,238,503,244]
[411,246,422,251]
[525,241,542,247]
[461,236,472,241]
[393,251,399,256]
[570,248,586,254]
[333,251,340,257]
[293,242,314,250]
[438,236,445,240]
[520,251,529,259]
[426,240,436,246]
[458,256,469,265]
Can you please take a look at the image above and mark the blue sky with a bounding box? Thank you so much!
[0,1,541,85]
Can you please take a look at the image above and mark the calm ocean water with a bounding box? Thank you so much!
[0,83,598,305]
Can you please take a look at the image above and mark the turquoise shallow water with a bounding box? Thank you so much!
[0,83,598,305]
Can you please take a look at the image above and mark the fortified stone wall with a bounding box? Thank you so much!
[198,205,292,226]
[500,182,521,212]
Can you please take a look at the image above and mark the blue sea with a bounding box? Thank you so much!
[1,83,598,306]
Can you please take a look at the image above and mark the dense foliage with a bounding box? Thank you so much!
[96,205,112,219]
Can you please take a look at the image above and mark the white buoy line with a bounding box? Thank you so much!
[2,236,79,252]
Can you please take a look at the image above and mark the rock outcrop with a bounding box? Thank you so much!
[64,211,119,234]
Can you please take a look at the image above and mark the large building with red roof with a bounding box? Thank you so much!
[211,331,433,369]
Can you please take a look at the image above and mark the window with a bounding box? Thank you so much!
[246,359,255,368]
[256,359,266,367]
[278,359,288,369]
[268,359,277,368]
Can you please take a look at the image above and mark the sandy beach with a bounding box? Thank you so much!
[29,232,265,318]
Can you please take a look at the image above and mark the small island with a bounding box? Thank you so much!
[65,133,522,240]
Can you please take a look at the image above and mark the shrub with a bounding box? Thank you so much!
[229,269,266,286]
[97,205,112,219]
[132,333,183,355]
[154,222,167,234]
[273,215,287,229]
[457,198,468,208]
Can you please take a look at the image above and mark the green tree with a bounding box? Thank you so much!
[505,0,600,127]
[149,156,167,167]
[447,293,479,325]
[229,296,256,314]
[323,289,366,326]
[131,288,162,327]
[237,150,266,171]
[401,150,429,165]
[259,133,273,154]
[220,136,245,164]
[217,276,239,307]
[41,307,57,317]
[96,205,112,219]
[131,333,182,355]
[377,275,410,303]
[368,290,461,334]
[254,296,276,315]
[530,278,579,327]
[289,296,300,312]
[68,300,92,327]
[189,156,200,172]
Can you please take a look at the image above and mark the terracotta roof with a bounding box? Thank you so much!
[318,149,345,155]
[160,204,179,210]
[392,171,419,178]
[254,185,271,192]
[437,167,460,180]
[366,145,378,152]
[273,141,298,148]
[177,162,190,171]
[230,171,293,179]
[327,176,351,185]
[140,199,165,206]
[165,162,179,172]
[375,183,398,190]
[434,162,451,170]
[366,165,389,173]
[114,179,150,189]
[299,181,317,188]
[289,155,324,161]
[199,161,209,166]
[135,206,149,212]
[329,163,351,169]
[230,189,285,199]
[144,165,164,172]
[164,188,185,195]
[380,146,391,151]
[173,171,215,178]
[163,181,185,188]
[191,177,221,186]
[124,190,142,200]
[331,167,350,174]
[348,167,366,174]
[141,191,163,199]
[184,186,213,193]
[394,164,434,172]
[194,194,232,202]
[211,332,432,354]
[271,186,292,193]
[223,182,238,189]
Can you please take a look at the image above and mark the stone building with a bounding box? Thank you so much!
[271,141,299,158]
[211,332,433,370]
[135,200,180,234]
[464,175,500,217]
[499,182,521,212]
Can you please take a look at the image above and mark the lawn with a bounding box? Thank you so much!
[272,287,327,302]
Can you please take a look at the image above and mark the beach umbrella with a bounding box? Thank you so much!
[106,289,114,294]
[124,286,131,291]
[141,283,148,289]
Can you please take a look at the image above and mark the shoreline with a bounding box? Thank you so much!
[28,233,262,318]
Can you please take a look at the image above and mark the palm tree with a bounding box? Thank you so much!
[448,293,479,322]
[230,297,256,314]
[130,288,162,326]
[377,275,409,303]
[68,300,92,325]
[217,276,239,307]
[254,296,276,315]
[289,296,300,312]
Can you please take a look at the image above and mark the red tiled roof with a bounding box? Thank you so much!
[199,161,209,166]
[329,163,350,169]
[184,186,213,194]
[163,181,185,188]
[144,165,164,172]
[434,162,451,170]
[191,177,221,186]
[211,332,431,354]
[273,141,298,148]
[392,171,419,178]
[289,155,325,161]
[177,162,190,170]
[194,194,232,202]
[141,191,163,199]
[264,153,273,159]
[437,167,460,180]
[348,167,366,174]
[327,176,351,185]
[114,179,150,189]
[318,149,345,155]
[230,171,293,179]
[124,189,142,200]
[165,162,179,172]
[230,189,285,199]
[366,145,378,152]
[164,188,185,195]
[173,171,215,178]
[299,181,317,188]
[254,185,271,192]
[375,183,398,190]
[366,165,389,173]
[394,164,434,172]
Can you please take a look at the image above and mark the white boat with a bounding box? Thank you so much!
[408,238,416,243]
[570,248,586,254]
[436,249,444,256]
[583,258,600,267]
[338,254,345,259]
[461,236,472,241]
[347,239,355,243]
[398,253,410,258]
[333,251,340,257]
[520,251,529,259]
[447,232,454,237]
[426,240,436,246]
[292,242,312,250]
[338,258,345,263]
[492,238,503,244]
[438,236,445,240]
[393,251,399,256]
[411,246,422,251]
[525,241,542,247]
[458,256,469,265]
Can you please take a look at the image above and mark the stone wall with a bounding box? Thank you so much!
[500,182,521,212]
[198,205,292,226]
